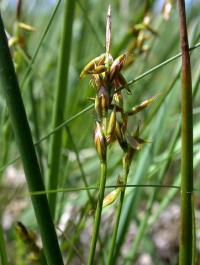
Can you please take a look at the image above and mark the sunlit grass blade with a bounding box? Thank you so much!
[47,0,76,218]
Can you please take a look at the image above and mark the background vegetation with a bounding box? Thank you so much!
[0,0,200,264]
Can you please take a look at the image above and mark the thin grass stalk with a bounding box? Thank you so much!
[47,0,76,218]
[20,0,62,89]
[0,117,10,265]
[108,154,131,265]
[87,162,107,265]
[65,126,94,205]
[128,41,200,85]
[26,183,181,197]
[0,14,64,265]
[178,1,194,264]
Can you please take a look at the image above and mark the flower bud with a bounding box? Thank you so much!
[94,122,107,162]
[106,107,116,143]
[95,95,101,118]
[103,187,121,208]
[162,1,172,20]
[97,85,110,117]
[126,134,141,151]
[126,95,158,116]
[109,54,126,80]
[113,92,123,110]
[115,121,128,151]
[80,53,106,79]
[18,22,36,32]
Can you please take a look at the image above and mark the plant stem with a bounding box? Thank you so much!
[178,1,194,264]
[87,162,107,265]
[0,222,8,265]
[108,153,131,265]
[47,0,75,218]
[0,14,64,265]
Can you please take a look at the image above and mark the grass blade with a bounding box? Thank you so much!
[0,14,64,265]
[47,0,76,218]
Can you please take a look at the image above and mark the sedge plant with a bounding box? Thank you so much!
[80,6,157,264]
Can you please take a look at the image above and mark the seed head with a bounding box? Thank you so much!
[103,187,121,208]
[106,107,116,143]
[97,85,110,117]
[94,122,107,162]
[109,54,126,80]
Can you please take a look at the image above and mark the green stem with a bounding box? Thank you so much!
[108,153,131,265]
[178,1,194,264]
[0,14,64,265]
[0,222,8,265]
[87,162,107,265]
[128,41,200,86]
[47,0,76,218]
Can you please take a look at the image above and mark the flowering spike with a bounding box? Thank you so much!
[94,122,107,162]
[126,134,141,151]
[106,5,112,57]
[126,94,159,116]
[106,107,116,143]
[97,85,110,117]
[80,53,106,79]
[103,187,121,208]
[162,0,173,20]
[115,121,128,151]
[113,92,123,110]
[18,22,36,32]
[109,54,126,80]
